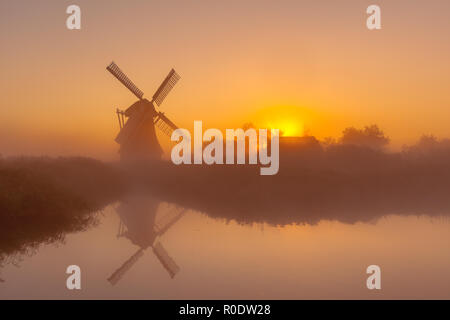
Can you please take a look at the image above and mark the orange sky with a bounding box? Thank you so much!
[1,0,450,159]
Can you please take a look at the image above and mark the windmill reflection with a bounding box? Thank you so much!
[108,195,185,285]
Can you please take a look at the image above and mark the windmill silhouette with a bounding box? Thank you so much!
[107,195,185,285]
[106,62,181,161]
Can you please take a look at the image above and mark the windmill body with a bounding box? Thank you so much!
[116,99,163,160]
[116,195,159,249]
[107,62,180,161]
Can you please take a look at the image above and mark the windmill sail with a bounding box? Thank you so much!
[154,112,179,137]
[107,62,144,100]
[107,248,145,285]
[152,242,180,278]
[152,69,180,106]
[154,209,186,236]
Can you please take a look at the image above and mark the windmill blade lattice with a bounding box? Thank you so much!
[107,62,144,100]
[152,69,180,106]
[154,112,179,137]
[107,248,145,285]
[152,242,180,278]
[154,208,186,236]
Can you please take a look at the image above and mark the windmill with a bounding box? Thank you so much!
[106,62,181,160]
[107,196,185,285]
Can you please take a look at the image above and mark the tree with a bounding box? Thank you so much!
[340,125,389,150]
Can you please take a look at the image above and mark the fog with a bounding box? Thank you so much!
[2,127,450,267]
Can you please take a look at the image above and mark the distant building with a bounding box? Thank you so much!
[279,136,322,152]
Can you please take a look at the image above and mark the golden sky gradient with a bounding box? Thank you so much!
[1,0,450,159]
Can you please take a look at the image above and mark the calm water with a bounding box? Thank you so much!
[1,198,449,299]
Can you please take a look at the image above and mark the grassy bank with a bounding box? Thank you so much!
[0,157,124,266]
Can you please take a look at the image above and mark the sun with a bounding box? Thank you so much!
[250,105,307,137]
[267,120,303,137]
